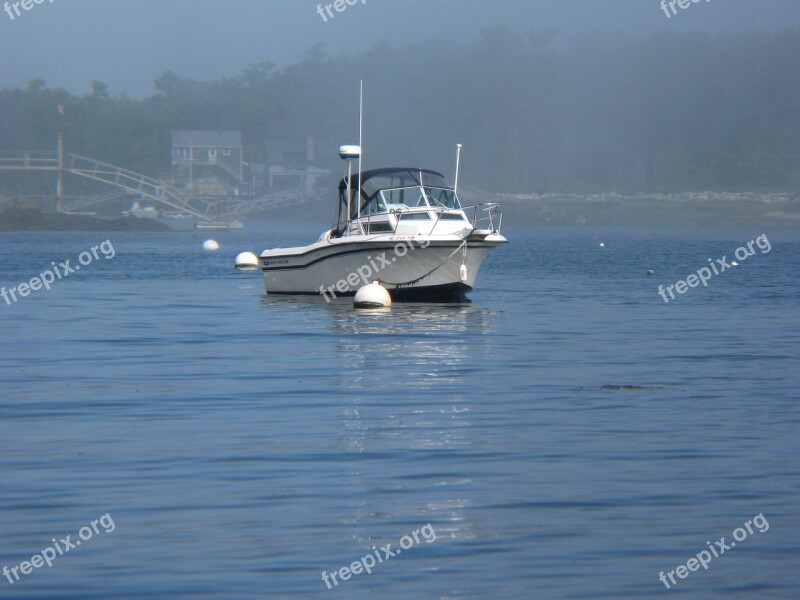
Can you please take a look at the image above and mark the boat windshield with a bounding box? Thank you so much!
[372,186,429,212]
[424,187,461,209]
[336,168,454,225]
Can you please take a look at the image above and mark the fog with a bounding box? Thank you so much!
[1,0,798,97]
[0,0,798,205]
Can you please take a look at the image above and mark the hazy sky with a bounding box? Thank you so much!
[1,0,798,97]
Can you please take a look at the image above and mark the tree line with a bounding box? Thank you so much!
[0,28,798,194]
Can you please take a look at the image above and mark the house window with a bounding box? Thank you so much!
[209,149,217,158]
[223,148,231,156]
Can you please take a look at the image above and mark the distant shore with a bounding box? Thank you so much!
[3,193,799,230]
[459,191,800,227]
[0,208,171,232]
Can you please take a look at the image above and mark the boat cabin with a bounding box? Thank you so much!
[333,168,469,237]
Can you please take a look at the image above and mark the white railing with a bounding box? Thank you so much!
[463,203,503,233]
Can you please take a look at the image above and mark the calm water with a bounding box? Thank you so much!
[1,224,799,599]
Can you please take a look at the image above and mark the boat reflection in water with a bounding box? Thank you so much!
[259,295,501,553]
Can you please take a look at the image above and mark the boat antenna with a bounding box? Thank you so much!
[454,143,462,194]
[357,80,363,223]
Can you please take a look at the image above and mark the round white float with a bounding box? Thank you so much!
[235,251,259,269]
[203,240,220,251]
[354,282,391,309]
[598,242,605,248]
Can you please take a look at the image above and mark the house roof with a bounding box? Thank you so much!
[172,130,242,148]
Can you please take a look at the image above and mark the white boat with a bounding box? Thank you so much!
[196,219,244,230]
[122,201,159,220]
[260,150,507,301]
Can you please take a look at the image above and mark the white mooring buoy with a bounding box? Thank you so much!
[598,242,605,249]
[235,251,259,269]
[354,281,392,309]
[203,239,220,252]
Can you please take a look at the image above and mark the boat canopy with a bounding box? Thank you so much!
[337,168,451,220]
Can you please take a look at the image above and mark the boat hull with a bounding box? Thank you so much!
[260,236,504,301]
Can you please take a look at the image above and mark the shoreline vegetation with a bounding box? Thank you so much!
[0,208,170,232]
[1,191,797,231]
[488,190,800,227]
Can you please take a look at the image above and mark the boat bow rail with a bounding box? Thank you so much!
[463,202,503,234]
